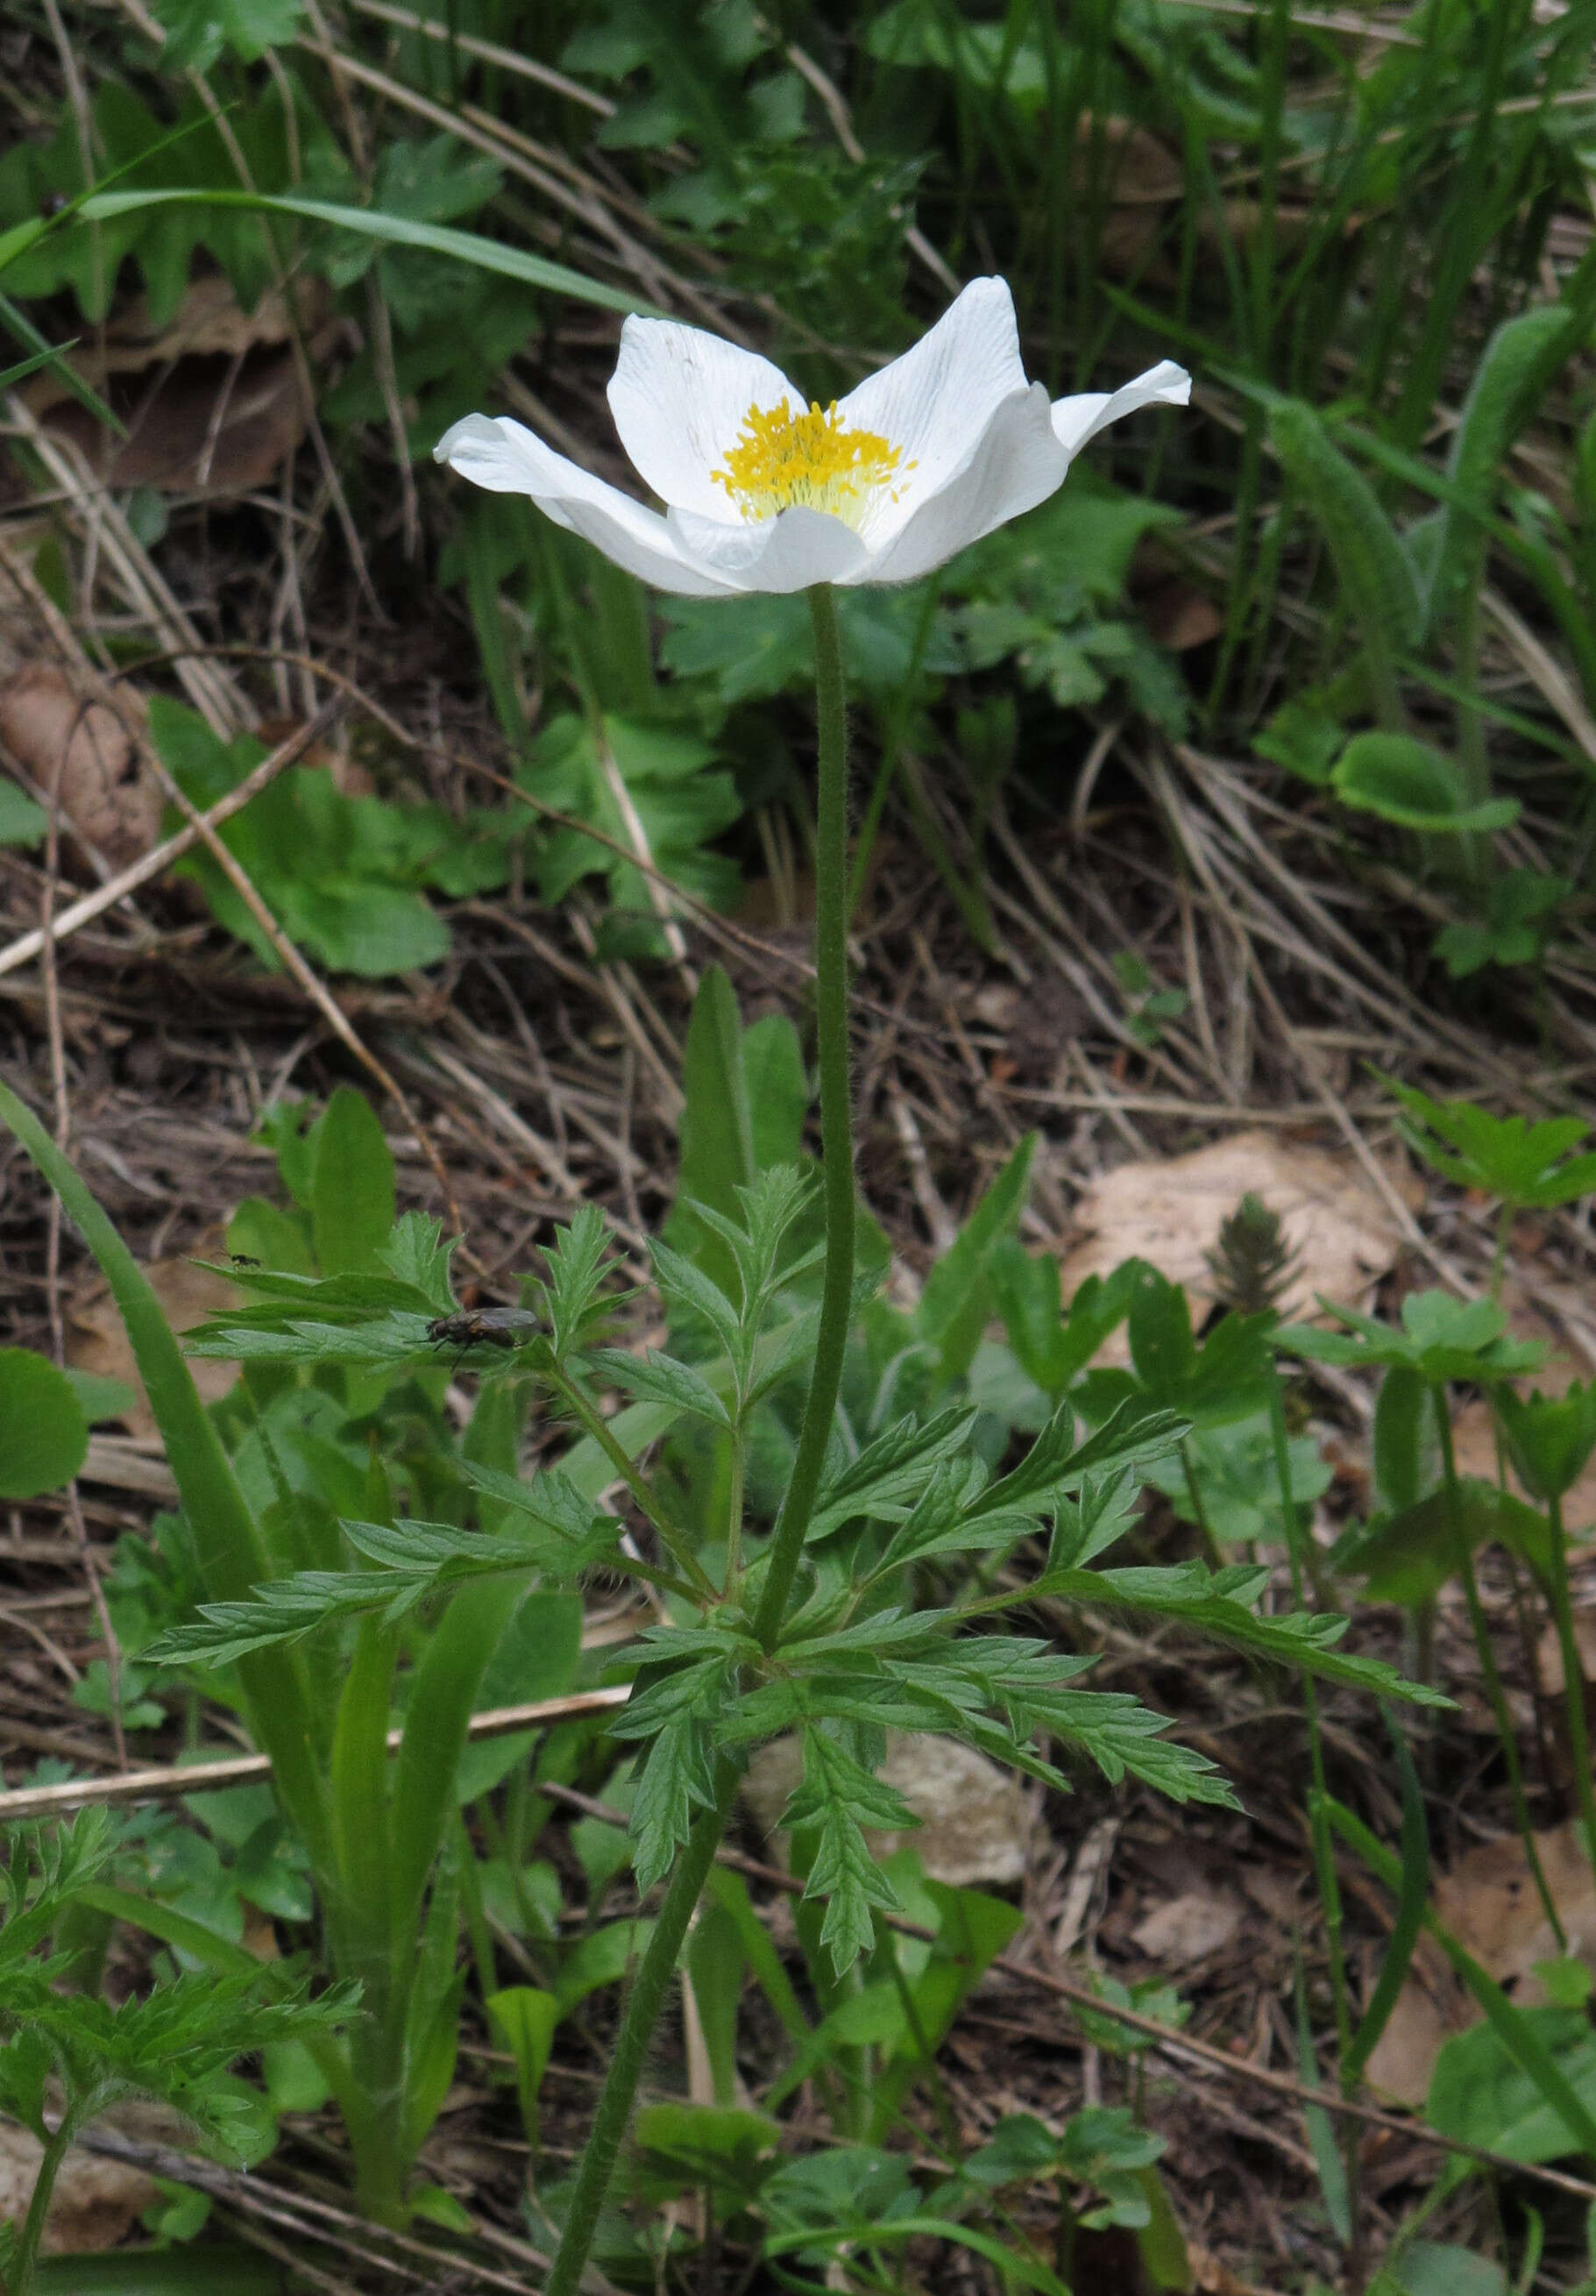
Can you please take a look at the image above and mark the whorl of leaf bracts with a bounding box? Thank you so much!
[1204,1191,1302,1319]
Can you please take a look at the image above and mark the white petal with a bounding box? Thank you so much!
[833,277,1029,551]
[606,318,798,518]
[435,413,736,597]
[855,383,1067,586]
[666,505,870,594]
[1050,359,1191,458]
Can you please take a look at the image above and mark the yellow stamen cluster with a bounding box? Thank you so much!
[711,398,911,527]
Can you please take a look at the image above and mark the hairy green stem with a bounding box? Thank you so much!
[725,1421,747,1589]
[543,1763,741,2296]
[543,582,860,2296]
[14,2104,89,2296]
[1547,1492,1596,1884]
[1434,1385,1565,1948]
[754,584,856,1651]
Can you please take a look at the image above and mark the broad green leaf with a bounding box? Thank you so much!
[1131,2164,1192,2290]
[555,1920,655,2018]
[913,1134,1037,1383]
[1428,2008,1596,2175]
[633,2102,780,2214]
[62,1368,138,1425]
[486,1986,557,2151]
[0,779,49,849]
[650,1238,743,1364]
[744,1013,809,1172]
[29,2244,280,2292]
[1332,733,1518,834]
[1380,2243,1508,2296]
[152,0,303,68]
[310,1089,395,1277]
[1253,696,1343,785]
[1341,1481,1550,1608]
[1376,1075,1596,1210]
[0,1347,88,1498]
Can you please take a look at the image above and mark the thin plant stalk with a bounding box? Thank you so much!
[754,584,856,1650]
[542,1762,742,2296]
[537,1354,719,1603]
[1546,1490,1596,1885]
[1265,1377,1360,2288]
[544,583,858,2296]
[1433,1385,1566,1949]
[11,2104,88,2296]
[1179,1436,1226,1576]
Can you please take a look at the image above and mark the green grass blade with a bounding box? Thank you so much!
[1294,1947,1352,2244]
[763,2217,1070,2296]
[76,1882,261,1976]
[74,189,649,316]
[0,296,123,435]
[0,1077,330,1868]
[1344,1712,1429,2086]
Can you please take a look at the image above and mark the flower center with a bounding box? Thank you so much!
[711,398,912,528]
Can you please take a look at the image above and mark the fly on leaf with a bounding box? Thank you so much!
[426,1306,541,1352]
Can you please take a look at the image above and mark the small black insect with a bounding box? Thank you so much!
[426,1307,540,1352]
[39,193,69,219]
[229,1253,263,1269]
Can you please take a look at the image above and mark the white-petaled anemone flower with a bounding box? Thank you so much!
[434,277,1189,596]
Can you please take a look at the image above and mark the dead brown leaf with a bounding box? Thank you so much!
[1365,1819,1596,2107]
[0,665,161,871]
[1055,1130,1419,1349]
[67,1250,242,1442]
[1131,1884,1245,1967]
[26,272,337,494]
[0,2122,155,2253]
[1141,580,1226,652]
[1189,2250,1284,2296]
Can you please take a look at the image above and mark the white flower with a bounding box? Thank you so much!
[435,276,1189,597]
